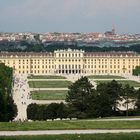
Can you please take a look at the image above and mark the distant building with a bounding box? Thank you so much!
[0,49,139,75]
[105,26,116,37]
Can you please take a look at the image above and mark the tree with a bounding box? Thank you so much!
[57,103,68,120]
[122,84,135,116]
[66,76,96,118]
[135,88,140,113]
[0,63,17,121]
[94,80,123,117]
[6,96,17,121]
[27,103,38,120]
[133,66,140,76]
[46,103,59,120]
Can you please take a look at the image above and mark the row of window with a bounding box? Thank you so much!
[59,65,81,69]
[90,70,131,74]
[84,65,135,69]
[58,53,82,57]
[1,58,140,64]
[19,70,51,74]
[19,65,54,69]
[18,69,132,74]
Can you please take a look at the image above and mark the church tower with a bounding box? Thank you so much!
[112,25,116,35]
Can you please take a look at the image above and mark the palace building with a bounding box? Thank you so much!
[0,49,139,75]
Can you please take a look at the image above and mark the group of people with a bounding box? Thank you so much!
[13,75,31,122]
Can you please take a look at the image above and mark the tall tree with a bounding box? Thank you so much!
[123,84,135,116]
[66,76,96,118]
[135,88,140,113]
[0,63,17,121]
[94,80,123,117]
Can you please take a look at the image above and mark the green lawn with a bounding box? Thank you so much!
[87,75,125,79]
[1,120,140,131]
[31,90,68,100]
[1,133,140,140]
[95,80,140,87]
[28,81,72,88]
[28,75,66,79]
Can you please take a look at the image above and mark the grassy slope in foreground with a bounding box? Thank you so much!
[28,75,66,79]
[1,120,140,131]
[31,90,67,100]
[1,133,140,140]
[28,81,72,88]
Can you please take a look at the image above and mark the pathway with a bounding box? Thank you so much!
[32,100,65,104]
[30,88,68,91]
[13,74,32,121]
[28,79,68,81]
[1,129,140,136]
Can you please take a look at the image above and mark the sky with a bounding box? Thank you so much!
[0,0,140,33]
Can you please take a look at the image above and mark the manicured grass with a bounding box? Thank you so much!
[31,90,68,100]
[1,133,140,140]
[87,75,125,79]
[1,120,140,131]
[95,80,140,87]
[28,75,66,79]
[28,81,72,88]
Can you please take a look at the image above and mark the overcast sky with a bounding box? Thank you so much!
[0,0,140,33]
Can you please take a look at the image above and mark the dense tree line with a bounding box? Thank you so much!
[0,63,17,121]
[27,103,68,121]
[1,40,140,53]
[27,77,140,120]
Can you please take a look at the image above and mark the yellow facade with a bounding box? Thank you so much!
[0,49,139,75]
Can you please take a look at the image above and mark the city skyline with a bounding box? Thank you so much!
[0,0,140,33]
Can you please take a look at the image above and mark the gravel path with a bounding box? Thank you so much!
[30,88,68,91]
[13,74,32,121]
[1,129,140,136]
[28,79,68,81]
